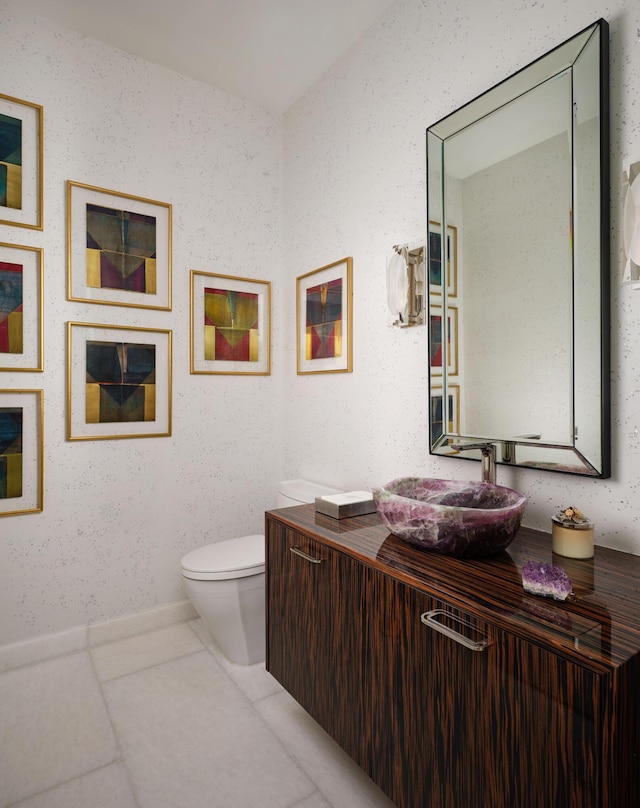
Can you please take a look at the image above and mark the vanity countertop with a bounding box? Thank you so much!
[266,504,640,672]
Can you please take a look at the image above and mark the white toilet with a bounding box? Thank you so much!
[276,478,341,508]
[180,479,341,665]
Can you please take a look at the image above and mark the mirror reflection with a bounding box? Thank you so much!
[427,19,609,477]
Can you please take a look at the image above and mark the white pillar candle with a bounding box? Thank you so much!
[551,521,594,559]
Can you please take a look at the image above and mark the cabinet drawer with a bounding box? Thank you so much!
[369,579,602,808]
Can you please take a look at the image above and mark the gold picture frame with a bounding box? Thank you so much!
[429,303,459,376]
[67,181,172,310]
[190,270,271,375]
[428,220,458,297]
[296,257,353,375]
[430,384,460,442]
[0,92,43,230]
[67,322,172,441]
[0,241,44,371]
[0,389,43,517]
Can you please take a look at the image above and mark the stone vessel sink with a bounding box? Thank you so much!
[372,477,527,559]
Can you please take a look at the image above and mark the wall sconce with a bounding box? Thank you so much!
[387,243,425,327]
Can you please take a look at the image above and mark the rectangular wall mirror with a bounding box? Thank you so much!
[427,19,610,477]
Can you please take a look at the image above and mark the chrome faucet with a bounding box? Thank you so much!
[450,441,496,484]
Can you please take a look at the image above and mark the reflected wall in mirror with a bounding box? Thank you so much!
[427,19,610,477]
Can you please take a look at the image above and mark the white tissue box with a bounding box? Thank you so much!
[314,491,376,519]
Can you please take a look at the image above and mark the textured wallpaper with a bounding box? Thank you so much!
[3,0,640,647]
[282,0,640,555]
[0,5,284,644]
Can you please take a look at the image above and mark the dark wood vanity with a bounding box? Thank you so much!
[265,504,640,808]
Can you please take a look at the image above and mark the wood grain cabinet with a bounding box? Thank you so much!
[265,506,640,808]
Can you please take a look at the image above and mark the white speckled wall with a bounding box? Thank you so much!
[0,6,284,644]
[3,0,640,647]
[282,0,640,555]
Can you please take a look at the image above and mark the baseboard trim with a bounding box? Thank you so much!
[0,600,198,674]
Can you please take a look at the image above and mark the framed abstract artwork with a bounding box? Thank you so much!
[429,304,458,376]
[190,270,271,375]
[430,384,460,442]
[296,257,353,375]
[0,242,43,371]
[0,389,43,517]
[0,93,43,230]
[67,182,172,310]
[67,322,172,441]
[428,221,457,297]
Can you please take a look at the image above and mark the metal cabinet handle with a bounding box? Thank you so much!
[421,609,490,652]
[290,546,324,564]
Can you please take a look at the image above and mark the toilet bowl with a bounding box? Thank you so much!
[181,534,265,665]
[181,479,341,665]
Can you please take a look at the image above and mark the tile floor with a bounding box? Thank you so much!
[0,618,395,808]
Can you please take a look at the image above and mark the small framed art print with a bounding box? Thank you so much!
[0,92,43,230]
[430,384,460,442]
[190,271,271,375]
[0,389,43,517]
[429,304,459,376]
[0,241,43,371]
[67,322,172,441]
[296,257,353,375]
[428,221,457,297]
[67,181,172,310]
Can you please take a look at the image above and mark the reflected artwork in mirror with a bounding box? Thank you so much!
[427,19,610,477]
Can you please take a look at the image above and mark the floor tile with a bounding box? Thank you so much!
[0,652,117,808]
[256,691,396,808]
[102,651,315,808]
[9,763,137,808]
[189,617,282,702]
[91,622,204,682]
[291,793,333,808]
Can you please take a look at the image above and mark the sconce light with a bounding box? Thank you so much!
[387,243,425,327]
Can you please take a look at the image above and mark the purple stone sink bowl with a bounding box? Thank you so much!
[372,477,527,559]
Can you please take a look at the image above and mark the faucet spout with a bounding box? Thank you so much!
[450,441,497,484]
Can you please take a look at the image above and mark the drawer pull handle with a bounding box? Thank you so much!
[421,609,490,651]
[290,546,324,564]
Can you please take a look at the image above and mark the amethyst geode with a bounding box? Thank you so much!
[372,477,527,559]
[521,561,572,601]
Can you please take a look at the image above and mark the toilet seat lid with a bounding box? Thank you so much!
[181,534,265,581]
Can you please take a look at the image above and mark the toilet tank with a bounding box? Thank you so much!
[277,479,342,508]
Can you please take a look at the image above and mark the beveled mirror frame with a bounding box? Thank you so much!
[427,19,610,478]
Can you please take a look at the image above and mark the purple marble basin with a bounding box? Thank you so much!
[372,477,527,559]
